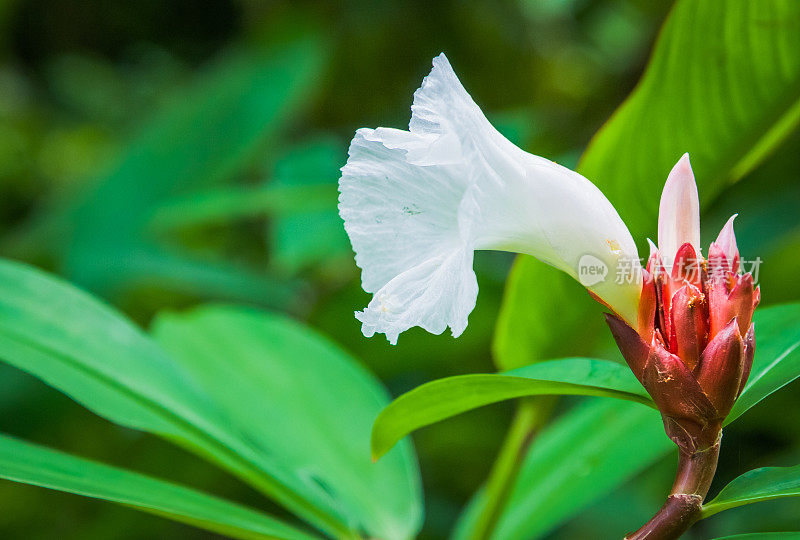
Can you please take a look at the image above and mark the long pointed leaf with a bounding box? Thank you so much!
[62,36,325,302]
[702,465,800,517]
[151,305,424,540]
[377,302,800,471]
[0,433,317,540]
[371,358,653,460]
[453,400,669,540]
[580,0,800,234]
[0,258,349,536]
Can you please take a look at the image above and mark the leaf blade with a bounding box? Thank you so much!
[0,258,350,536]
[0,433,318,540]
[152,305,424,540]
[371,357,653,460]
[453,399,670,540]
[703,465,800,517]
[62,36,326,302]
[579,0,800,235]
[727,303,800,423]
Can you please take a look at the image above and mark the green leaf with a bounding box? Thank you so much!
[727,303,800,423]
[0,258,353,537]
[580,0,800,236]
[493,260,606,370]
[150,184,338,231]
[151,137,350,275]
[62,36,325,301]
[92,246,303,307]
[456,303,800,539]
[702,464,800,517]
[152,305,423,540]
[453,400,670,540]
[267,137,351,274]
[0,433,316,540]
[371,358,653,460]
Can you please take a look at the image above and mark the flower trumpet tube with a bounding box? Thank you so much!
[339,54,641,344]
[605,155,760,540]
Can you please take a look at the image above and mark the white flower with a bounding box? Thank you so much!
[339,53,641,344]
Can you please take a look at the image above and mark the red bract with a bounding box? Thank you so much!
[608,238,759,451]
[604,155,761,540]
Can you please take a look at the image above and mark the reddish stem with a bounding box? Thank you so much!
[625,439,720,540]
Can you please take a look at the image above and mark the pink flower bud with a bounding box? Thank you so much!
[709,272,755,340]
[695,319,744,417]
[668,283,709,371]
[713,215,740,273]
[604,157,760,539]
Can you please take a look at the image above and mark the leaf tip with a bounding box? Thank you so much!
[370,441,388,463]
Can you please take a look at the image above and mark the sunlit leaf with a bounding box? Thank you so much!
[496,0,800,370]
[151,305,423,540]
[581,1,800,235]
[0,258,355,537]
[0,433,317,540]
[371,358,652,460]
[702,464,800,517]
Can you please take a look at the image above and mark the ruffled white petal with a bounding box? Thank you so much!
[658,153,701,265]
[356,249,477,345]
[340,53,640,343]
[340,127,466,294]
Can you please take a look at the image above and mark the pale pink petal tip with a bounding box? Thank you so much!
[715,214,739,261]
[657,153,700,265]
[676,152,692,173]
[666,153,697,197]
[647,238,659,257]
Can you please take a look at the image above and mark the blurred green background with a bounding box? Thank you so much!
[0,0,798,538]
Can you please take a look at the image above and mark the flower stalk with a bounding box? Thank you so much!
[626,437,721,539]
